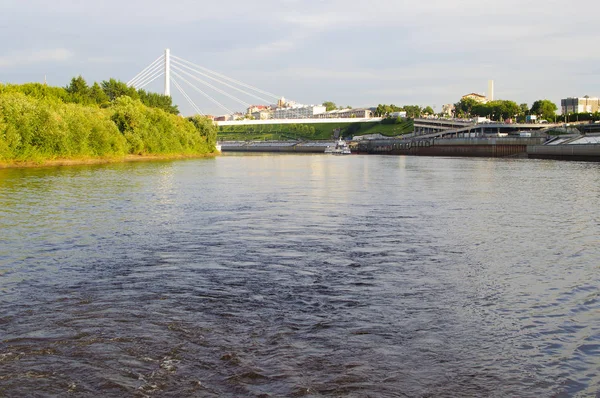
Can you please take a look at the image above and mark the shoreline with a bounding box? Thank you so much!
[0,152,218,169]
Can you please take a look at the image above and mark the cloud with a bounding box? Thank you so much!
[1,0,599,116]
[86,56,126,65]
[254,39,296,54]
[0,49,74,68]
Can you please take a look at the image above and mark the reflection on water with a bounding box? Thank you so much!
[1,155,599,397]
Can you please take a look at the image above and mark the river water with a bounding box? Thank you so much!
[0,154,599,397]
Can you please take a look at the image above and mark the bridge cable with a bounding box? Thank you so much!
[130,62,164,89]
[171,76,203,115]
[129,59,164,87]
[127,54,164,86]
[171,59,274,104]
[171,77,204,115]
[131,68,165,89]
[127,55,164,87]
[128,62,164,88]
[171,70,234,114]
[171,55,280,100]
[171,65,251,107]
[134,68,165,90]
[135,71,164,90]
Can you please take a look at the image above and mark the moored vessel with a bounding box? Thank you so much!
[324,139,351,155]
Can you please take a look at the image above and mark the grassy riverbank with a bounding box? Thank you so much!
[0,80,218,166]
[217,119,414,141]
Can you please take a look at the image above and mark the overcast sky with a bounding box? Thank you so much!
[1,0,598,115]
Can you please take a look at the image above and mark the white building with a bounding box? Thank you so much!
[314,108,374,119]
[389,111,406,118]
[273,105,326,119]
[251,110,273,120]
[441,104,455,116]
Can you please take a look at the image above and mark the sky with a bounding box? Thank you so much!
[1,0,599,116]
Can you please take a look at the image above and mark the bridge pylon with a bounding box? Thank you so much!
[164,48,171,97]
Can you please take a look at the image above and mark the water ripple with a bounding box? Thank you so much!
[0,156,599,397]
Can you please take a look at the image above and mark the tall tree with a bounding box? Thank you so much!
[530,99,558,121]
[322,101,337,111]
[403,105,422,118]
[65,75,91,104]
[454,98,479,118]
[188,115,217,148]
[65,75,89,96]
[101,78,139,101]
[137,89,179,114]
[519,103,529,116]
[89,82,109,105]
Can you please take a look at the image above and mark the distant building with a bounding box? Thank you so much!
[273,105,326,119]
[389,111,406,118]
[441,104,455,116]
[561,97,600,114]
[246,105,270,114]
[314,108,374,119]
[461,93,489,104]
[251,110,273,120]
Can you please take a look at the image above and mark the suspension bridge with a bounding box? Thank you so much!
[125,49,379,125]
[126,49,285,117]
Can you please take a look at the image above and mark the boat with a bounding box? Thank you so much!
[324,139,351,155]
[215,142,222,152]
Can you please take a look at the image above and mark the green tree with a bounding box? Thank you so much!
[403,105,422,118]
[375,104,404,117]
[530,99,557,121]
[188,115,218,150]
[0,82,71,103]
[65,75,89,96]
[494,100,519,121]
[454,98,479,118]
[137,88,179,114]
[101,78,138,102]
[89,82,109,105]
[322,101,337,111]
[375,104,385,117]
[519,103,529,116]
[422,106,434,115]
[65,76,92,104]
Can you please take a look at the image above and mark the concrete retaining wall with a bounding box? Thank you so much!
[358,137,545,157]
[527,144,600,161]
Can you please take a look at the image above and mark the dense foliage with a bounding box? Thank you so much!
[1,76,179,114]
[530,99,558,122]
[0,80,217,163]
[321,101,352,111]
[454,98,520,120]
[454,97,561,122]
[374,104,429,118]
